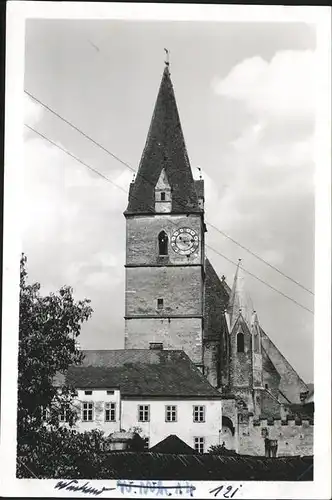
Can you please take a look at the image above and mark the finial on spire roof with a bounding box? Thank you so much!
[164,48,170,67]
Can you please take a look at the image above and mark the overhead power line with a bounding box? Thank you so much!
[25,90,135,175]
[206,222,313,295]
[206,244,313,314]
[25,89,314,297]
[24,124,128,195]
[25,122,313,315]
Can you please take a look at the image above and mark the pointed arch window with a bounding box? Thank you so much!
[237,331,244,353]
[158,231,168,256]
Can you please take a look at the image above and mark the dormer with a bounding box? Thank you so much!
[155,168,172,213]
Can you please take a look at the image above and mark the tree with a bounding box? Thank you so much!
[18,427,112,479]
[17,254,95,476]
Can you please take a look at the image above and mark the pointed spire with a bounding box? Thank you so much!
[227,259,253,331]
[251,310,262,353]
[125,62,200,215]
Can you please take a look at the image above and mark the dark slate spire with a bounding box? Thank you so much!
[125,65,200,214]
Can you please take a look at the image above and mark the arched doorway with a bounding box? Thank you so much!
[221,416,236,451]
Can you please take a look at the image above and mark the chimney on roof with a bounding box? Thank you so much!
[149,342,164,350]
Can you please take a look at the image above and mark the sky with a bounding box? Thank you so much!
[23,19,316,383]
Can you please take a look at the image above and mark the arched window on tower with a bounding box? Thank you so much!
[237,331,244,353]
[158,231,168,256]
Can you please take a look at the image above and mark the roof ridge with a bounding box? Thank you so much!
[60,348,222,399]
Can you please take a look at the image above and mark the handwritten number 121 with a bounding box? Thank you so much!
[209,485,242,498]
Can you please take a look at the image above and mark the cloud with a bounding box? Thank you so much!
[24,94,43,126]
[194,50,315,290]
[213,50,316,119]
[22,127,129,294]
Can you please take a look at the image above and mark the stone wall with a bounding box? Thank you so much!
[125,317,203,364]
[125,212,204,365]
[261,390,282,419]
[229,319,253,389]
[203,341,220,387]
[126,214,203,266]
[238,416,313,457]
[125,266,202,316]
[221,398,238,451]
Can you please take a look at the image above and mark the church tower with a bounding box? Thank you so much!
[124,63,205,365]
[226,259,264,414]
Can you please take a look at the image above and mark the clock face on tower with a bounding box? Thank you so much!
[171,227,199,255]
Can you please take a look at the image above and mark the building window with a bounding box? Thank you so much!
[157,298,164,309]
[237,332,244,353]
[41,406,48,421]
[144,437,150,450]
[165,405,177,422]
[193,405,205,422]
[84,390,92,395]
[59,403,69,422]
[160,192,166,201]
[82,402,94,422]
[194,437,205,453]
[107,390,114,395]
[105,402,116,422]
[158,231,168,256]
[138,405,150,422]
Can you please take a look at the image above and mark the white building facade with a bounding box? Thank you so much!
[121,398,222,451]
[56,348,223,453]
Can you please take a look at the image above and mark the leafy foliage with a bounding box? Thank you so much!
[16,255,148,479]
[17,427,114,479]
[16,254,109,477]
[18,254,93,436]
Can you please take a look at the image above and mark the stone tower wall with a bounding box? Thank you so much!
[125,213,204,364]
[125,317,203,364]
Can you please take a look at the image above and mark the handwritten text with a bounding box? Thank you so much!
[54,479,116,496]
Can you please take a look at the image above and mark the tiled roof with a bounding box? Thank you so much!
[125,66,200,215]
[194,179,204,200]
[288,402,314,420]
[260,328,309,403]
[102,453,313,480]
[150,435,197,454]
[55,349,222,399]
